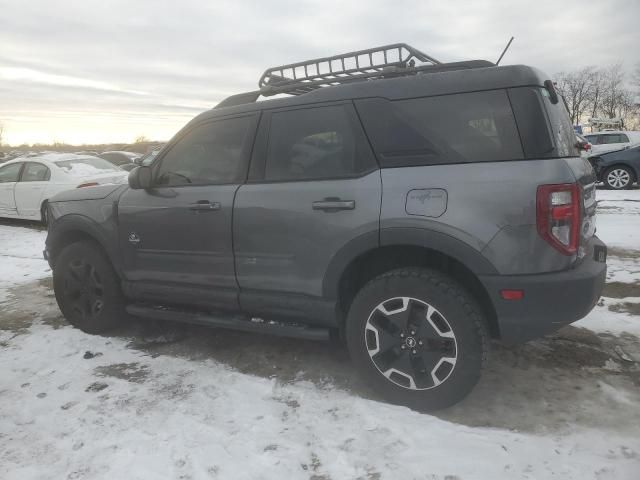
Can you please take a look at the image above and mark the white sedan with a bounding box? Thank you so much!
[0,153,129,224]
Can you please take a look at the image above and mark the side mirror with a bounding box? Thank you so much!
[128,166,152,190]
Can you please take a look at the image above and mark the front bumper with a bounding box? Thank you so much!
[480,237,607,343]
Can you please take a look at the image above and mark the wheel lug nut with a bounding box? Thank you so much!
[410,330,416,335]
[412,349,417,354]
[400,333,405,338]
[401,344,406,350]
[418,340,423,346]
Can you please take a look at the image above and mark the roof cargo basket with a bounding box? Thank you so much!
[214,43,494,108]
[259,43,443,97]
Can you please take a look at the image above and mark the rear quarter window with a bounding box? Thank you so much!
[355,90,524,167]
[509,86,578,158]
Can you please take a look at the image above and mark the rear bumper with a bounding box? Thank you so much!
[480,237,607,343]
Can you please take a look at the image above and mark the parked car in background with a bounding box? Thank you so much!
[0,153,128,224]
[98,151,141,171]
[589,145,640,189]
[584,131,640,156]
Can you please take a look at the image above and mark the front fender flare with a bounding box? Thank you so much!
[46,214,122,274]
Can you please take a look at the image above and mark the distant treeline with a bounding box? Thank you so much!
[0,141,164,155]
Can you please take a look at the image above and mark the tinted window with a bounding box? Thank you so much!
[0,163,22,183]
[601,134,628,144]
[509,87,577,158]
[584,135,600,144]
[22,163,50,181]
[156,117,251,186]
[265,105,375,181]
[356,90,523,166]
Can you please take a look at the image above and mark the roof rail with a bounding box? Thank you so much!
[258,43,442,97]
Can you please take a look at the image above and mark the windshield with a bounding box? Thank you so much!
[55,157,121,177]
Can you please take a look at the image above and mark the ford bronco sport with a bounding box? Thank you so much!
[45,44,607,410]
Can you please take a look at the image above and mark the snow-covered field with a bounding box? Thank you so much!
[1,189,639,480]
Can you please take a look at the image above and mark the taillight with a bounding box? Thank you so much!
[536,183,581,255]
[77,182,99,188]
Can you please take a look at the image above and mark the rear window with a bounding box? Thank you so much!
[55,157,121,177]
[601,134,629,144]
[355,90,524,167]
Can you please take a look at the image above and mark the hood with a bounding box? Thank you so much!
[49,183,128,203]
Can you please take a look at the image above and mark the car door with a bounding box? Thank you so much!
[14,162,51,219]
[117,113,258,311]
[234,103,381,324]
[0,162,23,217]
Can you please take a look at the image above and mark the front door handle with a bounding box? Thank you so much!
[312,198,355,211]
[189,200,220,211]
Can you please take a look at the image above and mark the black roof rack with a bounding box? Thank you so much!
[214,43,494,108]
[259,43,442,97]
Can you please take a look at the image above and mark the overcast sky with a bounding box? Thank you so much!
[1,0,639,146]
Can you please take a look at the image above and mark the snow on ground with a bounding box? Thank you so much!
[1,188,640,480]
[0,225,49,303]
[577,298,640,336]
[1,315,638,480]
[594,187,640,250]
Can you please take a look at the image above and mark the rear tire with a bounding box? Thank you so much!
[346,268,488,411]
[53,241,125,334]
[604,166,634,190]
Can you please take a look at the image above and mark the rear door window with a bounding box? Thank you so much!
[21,163,51,181]
[356,90,524,166]
[264,104,376,181]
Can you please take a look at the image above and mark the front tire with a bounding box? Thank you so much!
[53,241,125,334]
[346,268,488,411]
[604,166,634,190]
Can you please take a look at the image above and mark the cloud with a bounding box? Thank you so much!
[1,0,638,145]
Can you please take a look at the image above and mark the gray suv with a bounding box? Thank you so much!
[44,44,607,410]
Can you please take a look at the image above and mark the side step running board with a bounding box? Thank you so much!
[126,304,330,341]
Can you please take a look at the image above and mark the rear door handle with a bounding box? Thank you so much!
[189,200,220,211]
[312,198,355,211]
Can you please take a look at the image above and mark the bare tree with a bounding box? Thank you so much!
[555,67,598,125]
[135,135,149,143]
[599,64,628,119]
[588,68,606,119]
[633,62,640,92]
